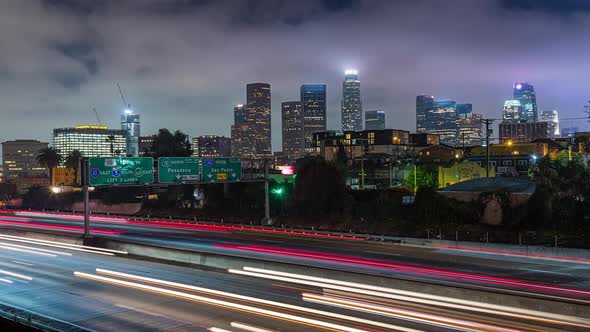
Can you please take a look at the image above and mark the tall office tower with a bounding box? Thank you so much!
[231,104,248,157]
[513,82,538,121]
[416,95,434,133]
[365,110,386,130]
[503,99,522,121]
[540,110,560,138]
[192,135,231,158]
[121,109,140,157]
[1,139,49,192]
[246,83,272,159]
[53,126,127,160]
[281,101,304,162]
[457,113,483,147]
[233,104,247,126]
[341,70,362,131]
[300,84,327,152]
[425,100,459,146]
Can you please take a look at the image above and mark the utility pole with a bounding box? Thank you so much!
[483,119,493,178]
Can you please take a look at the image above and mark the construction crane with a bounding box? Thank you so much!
[117,83,131,110]
[92,107,102,126]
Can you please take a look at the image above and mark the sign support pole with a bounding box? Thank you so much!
[263,159,272,226]
[82,158,90,238]
[83,185,90,237]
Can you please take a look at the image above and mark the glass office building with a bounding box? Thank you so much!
[53,126,127,162]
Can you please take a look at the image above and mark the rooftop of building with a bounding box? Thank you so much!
[440,176,536,193]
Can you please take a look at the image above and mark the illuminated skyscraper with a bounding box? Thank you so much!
[246,83,272,159]
[301,84,327,153]
[416,95,434,133]
[503,99,522,121]
[233,104,247,126]
[121,109,140,157]
[365,110,385,130]
[425,100,459,146]
[341,70,362,131]
[281,101,304,162]
[540,110,560,138]
[192,136,231,157]
[513,82,538,121]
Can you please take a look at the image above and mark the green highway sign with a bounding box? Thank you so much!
[89,157,154,186]
[158,157,200,184]
[201,158,242,182]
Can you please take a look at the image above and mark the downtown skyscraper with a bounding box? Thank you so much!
[281,101,304,162]
[416,95,434,133]
[365,110,385,130]
[301,84,327,153]
[341,70,362,131]
[513,82,538,121]
[246,83,272,160]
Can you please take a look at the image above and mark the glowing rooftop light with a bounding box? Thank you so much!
[515,83,523,90]
[124,109,133,114]
[345,69,358,76]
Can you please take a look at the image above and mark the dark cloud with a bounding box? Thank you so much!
[0,0,588,148]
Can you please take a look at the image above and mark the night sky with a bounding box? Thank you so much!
[1,0,589,149]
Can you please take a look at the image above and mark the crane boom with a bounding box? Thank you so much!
[92,107,102,125]
[117,83,130,109]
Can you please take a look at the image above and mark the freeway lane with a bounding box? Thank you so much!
[0,233,586,331]
[1,211,590,302]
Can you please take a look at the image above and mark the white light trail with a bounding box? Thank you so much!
[231,322,277,332]
[74,271,369,332]
[0,245,56,257]
[0,269,33,281]
[0,242,72,256]
[95,268,422,332]
[0,234,125,256]
[229,267,590,329]
[0,277,13,284]
[208,328,232,332]
[303,293,520,332]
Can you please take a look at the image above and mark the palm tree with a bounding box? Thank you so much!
[106,135,115,156]
[64,149,83,186]
[36,147,62,186]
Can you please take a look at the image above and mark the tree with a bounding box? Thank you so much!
[294,156,348,217]
[404,165,437,192]
[64,149,83,186]
[36,147,62,185]
[147,129,192,157]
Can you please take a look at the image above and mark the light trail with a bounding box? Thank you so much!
[0,219,123,235]
[0,269,33,281]
[231,322,277,332]
[0,244,57,257]
[0,242,72,256]
[74,271,372,332]
[209,328,233,332]
[0,277,13,284]
[95,268,421,332]
[0,234,127,255]
[433,244,590,265]
[228,267,590,329]
[217,244,590,297]
[303,293,519,332]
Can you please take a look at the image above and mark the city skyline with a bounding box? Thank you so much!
[0,1,589,150]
